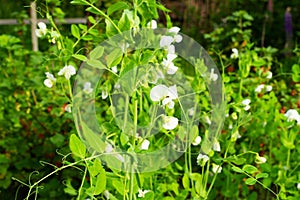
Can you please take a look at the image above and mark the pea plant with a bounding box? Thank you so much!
[8,1,299,200]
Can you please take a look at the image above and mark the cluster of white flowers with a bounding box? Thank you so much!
[150,84,179,130]
[43,65,76,88]
[35,22,60,43]
[159,25,183,75]
[241,99,251,111]
[255,84,272,93]
[284,109,300,125]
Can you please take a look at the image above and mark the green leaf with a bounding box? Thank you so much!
[88,16,96,24]
[107,48,123,68]
[69,134,86,158]
[107,2,130,16]
[72,54,87,61]
[112,179,124,195]
[87,59,106,69]
[118,11,131,31]
[64,179,77,196]
[71,24,80,39]
[182,173,190,189]
[231,166,243,173]
[70,0,88,5]
[88,159,103,177]
[255,173,269,179]
[81,122,106,153]
[242,164,258,174]
[94,168,106,195]
[86,7,102,15]
[245,177,257,185]
[90,46,104,60]
[50,134,65,147]
[105,19,119,37]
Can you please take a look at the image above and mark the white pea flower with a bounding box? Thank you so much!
[43,72,56,88]
[147,20,157,29]
[284,109,300,125]
[103,190,110,199]
[35,22,47,37]
[58,65,76,80]
[102,90,108,99]
[230,48,239,59]
[242,99,251,111]
[255,84,265,93]
[192,136,201,146]
[255,154,267,164]
[64,104,72,113]
[138,189,150,198]
[228,123,233,129]
[212,140,221,152]
[212,163,222,173]
[168,27,183,43]
[197,153,209,166]
[112,66,118,73]
[297,183,300,190]
[162,115,178,130]
[265,85,272,92]
[162,53,178,75]
[83,82,93,94]
[167,44,175,54]
[140,139,150,150]
[160,36,174,48]
[209,68,218,81]
[120,42,129,53]
[150,84,178,109]
[266,71,272,79]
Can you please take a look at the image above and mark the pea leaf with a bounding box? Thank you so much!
[231,166,243,173]
[94,168,106,195]
[87,59,106,69]
[107,2,130,16]
[70,0,88,5]
[245,177,257,185]
[255,173,269,179]
[90,46,104,60]
[72,54,87,61]
[242,164,258,174]
[107,48,123,68]
[71,24,80,39]
[182,173,190,189]
[69,134,86,158]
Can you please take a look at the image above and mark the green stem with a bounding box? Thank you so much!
[77,165,88,200]
[84,0,121,33]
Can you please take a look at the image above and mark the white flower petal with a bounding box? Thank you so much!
[167,85,178,99]
[255,84,265,93]
[140,139,150,150]
[197,153,209,166]
[255,154,267,164]
[112,66,118,73]
[212,163,222,173]
[242,99,251,106]
[58,65,76,80]
[169,27,180,34]
[192,136,201,146]
[167,64,178,75]
[38,22,47,30]
[210,68,218,81]
[162,115,178,130]
[212,140,221,152]
[167,45,175,54]
[230,48,239,59]
[160,36,173,48]
[102,90,108,99]
[174,34,183,43]
[266,85,272,92]
[284,109,300,124]
[162,97,175,109]
[150,84,168,102]
[147,20,157,29]
[44,79,53,88]
[266,71,272,79]
[83,82,93,94]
